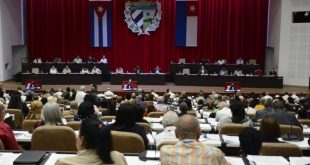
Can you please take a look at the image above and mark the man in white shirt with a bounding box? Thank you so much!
[81,68,90,74]
[291,92,300,103]
[99,55,108,64]
[215,101,231,121]
[233,68,243,76]
[73,56,82,63]
[154,66,161,74]
[103,88,115,99]
[91,66,101,74]
[115,67,123,74]
[49,66,58,74]
[155,111,178,147]
[215,59,226,65]
[62,65,72,74]
[75,86,86,104]
[236,58,244,65]
[33,58,42,63]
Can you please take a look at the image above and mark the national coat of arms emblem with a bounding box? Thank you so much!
[124,0,162,36]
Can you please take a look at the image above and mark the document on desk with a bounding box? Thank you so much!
[222,135,240,144]
[200,124,212,131]
[147,133,155,146]
[125,156,159,165]
[290,157,310,165]
[14,131,32,142]
[144,117,162,123]
[247,155,289,165]
[151,123,164,130]
[225,156,244,165]
[44,153,75,165]
[0,152,21,165]
[145,150,161,158]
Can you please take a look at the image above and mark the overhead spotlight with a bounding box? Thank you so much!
[304,12,309,16]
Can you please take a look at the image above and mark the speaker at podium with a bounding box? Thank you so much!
[122,79,138,91]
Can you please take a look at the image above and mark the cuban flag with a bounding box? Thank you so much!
[176,0,198,47]
[89,0,112,47]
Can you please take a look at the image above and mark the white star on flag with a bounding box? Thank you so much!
[189,5,196,12]
[97,5,104,13]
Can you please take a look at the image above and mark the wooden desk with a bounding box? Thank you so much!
[110,73,166,85]
[170,64,260,75]
[21,73,102,85]
[174,74,283,88]
[22,63,109,75]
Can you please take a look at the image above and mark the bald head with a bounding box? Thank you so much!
[176,114,201,140]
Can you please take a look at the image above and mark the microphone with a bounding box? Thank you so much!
[282,118,303,141]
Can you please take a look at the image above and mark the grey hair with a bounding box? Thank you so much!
[176,114,200,139]
[162,111,178,127]
[80,85,86,91]
[42,102,63,126]
[218,101,229,110]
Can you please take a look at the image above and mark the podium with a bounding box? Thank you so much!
[122,81,138,91]
[224,82,241,92]
[24,79,42,90]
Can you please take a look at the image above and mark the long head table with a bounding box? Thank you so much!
[170,63,260,75]
[110,73,166,85]
[22,63,109,75]
[21,73,103,85]
[174,74,283,88]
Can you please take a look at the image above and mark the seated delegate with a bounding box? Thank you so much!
[62,65,72,74]
[98,55,108,64]
[91,66,102,74]
[153,66,161,74]
[56,118,127,165]
[73,56,83,64]
[81,68,90,74]
[134,65,143,74]
[49,66,58,74]
[115,67,124,74]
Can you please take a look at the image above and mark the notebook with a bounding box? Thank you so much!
[14,151,47,165]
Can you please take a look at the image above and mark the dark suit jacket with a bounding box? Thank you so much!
[253,107,273,121]
[269,109,302,129]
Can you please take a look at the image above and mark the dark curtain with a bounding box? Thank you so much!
[27,0,269,72]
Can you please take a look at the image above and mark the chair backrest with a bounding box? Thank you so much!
[298,119,310,126]
[147,112,165,118]
[136,122,152,133]
[22,120,39,131]
[248,59,256,65]
[31,126,77,151]
[63,115,74,122]
[219,123,248,135]
[157,140,178,150]
[279,125,303,137]
[66,121,81,131]
[6,109,23,129]
[111,131,145,153]
[0,138,4,150]
[100,116,116,122]
[261,143,303,158]
[31,68,40,74]
[182,68,190,75]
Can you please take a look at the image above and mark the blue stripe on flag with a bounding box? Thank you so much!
[98,18,103,47]
[90,3,95,47]
[107,5,112,47]
[134,12,143,24]
[176,1,187,46]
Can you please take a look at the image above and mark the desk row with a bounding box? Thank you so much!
[0,151,309,165]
